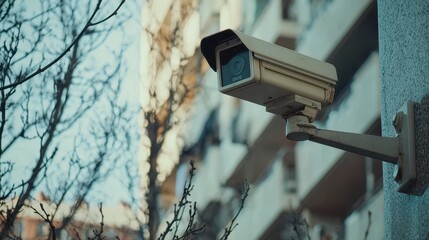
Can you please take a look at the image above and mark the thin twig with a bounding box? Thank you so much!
[219,180,250,240]
[0,0,125,90]
[88,203,106,240]
[364,211,372,240]
[158,161,198,240]
[30,203,56,240]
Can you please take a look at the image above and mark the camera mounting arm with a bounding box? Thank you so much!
[285,101,416,194]
[286,115,399,163]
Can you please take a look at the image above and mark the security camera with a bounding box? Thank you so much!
[200,29,338,120]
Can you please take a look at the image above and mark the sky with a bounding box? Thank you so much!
[60,0,143,206]
[4,0,143,207]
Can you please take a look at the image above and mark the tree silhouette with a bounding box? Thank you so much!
[0,0,135,238]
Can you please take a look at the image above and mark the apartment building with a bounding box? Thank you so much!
[142,0,384,239]
[2,194,139,239]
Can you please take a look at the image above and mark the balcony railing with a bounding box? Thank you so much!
[295,53,381,214]
[222,157,298,239]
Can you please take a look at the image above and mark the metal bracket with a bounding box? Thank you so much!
[392,101,416,193]
[285,100,417,195]
[265,94,321,121]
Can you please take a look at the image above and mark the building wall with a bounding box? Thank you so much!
[378,1,429,239]
[146,0,390,239]
[296,52,381,202]
[11,216,137,240]
[296,0,374,60]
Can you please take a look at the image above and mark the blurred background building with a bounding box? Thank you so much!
[6,194,138,239]
[141,0,383,239]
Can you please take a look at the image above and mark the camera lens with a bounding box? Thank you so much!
[230,56,245,76]
[219,44,252,87]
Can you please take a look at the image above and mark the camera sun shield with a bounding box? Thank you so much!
[201,29,337,120]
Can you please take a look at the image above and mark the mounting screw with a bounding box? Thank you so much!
[393,160,401,183]
[393,101,417,194]
[393,112,403,133]
[393,112,403,184]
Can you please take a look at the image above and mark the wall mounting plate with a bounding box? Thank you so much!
[394,101,416,194]
[285,100,418,195]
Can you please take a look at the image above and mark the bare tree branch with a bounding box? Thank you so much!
[0,0,125,90]
[364,211,372,240]
[0,0,133,238]
[219,180,250,240]
[30,203,57,240]
[157,161,206,240]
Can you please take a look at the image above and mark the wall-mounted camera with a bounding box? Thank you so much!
[200,29,420,195]
[201,29,337,120]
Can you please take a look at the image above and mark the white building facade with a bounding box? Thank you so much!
[142,0,384,239]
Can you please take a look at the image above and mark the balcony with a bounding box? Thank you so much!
[295,53,382,217]
[225,115,293,189]
[297,0,375,60]
[343,190,384,240]
[296,0,378,97]
[191,142,247,214]
[250,0,299,49]
[223,157,298,240]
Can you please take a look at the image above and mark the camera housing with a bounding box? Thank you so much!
[200,29,338,120]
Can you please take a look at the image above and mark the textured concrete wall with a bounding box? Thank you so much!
[378,1,429,239]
